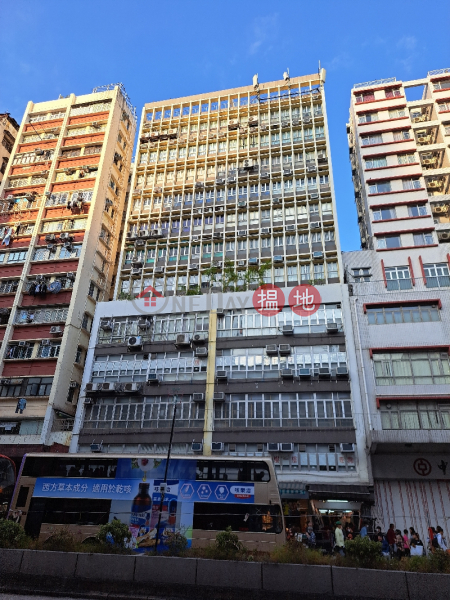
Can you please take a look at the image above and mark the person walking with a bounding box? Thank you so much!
[402,529,410,557]
[386,524,396,556]
[436,526,448,551]
[334,521,345,556]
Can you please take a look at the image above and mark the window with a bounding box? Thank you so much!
[362,134,383,146]
[389,108,407,119]
[373,207,396,221]
[380,401,450,431]
[373,351,450,386]
[365,157,387,169]
[385,266,411,290]
[433,80,450,90]
[402,178,421,190]
[438,102,450,112]
[327,262,338,279]
[7,251,27,263]
[359,112,378,123]
[408,204,427,217]
[355,92,375,103]
[393,130,411,141]
[352,267,371,282]
[398,154,416,164]
[369,181,391,194]
[25,377,53,396]
[385,88,401,98]
[423,263,450,288]
[413,232,434,246]
[367,304,440,325]
[38,343,61,358]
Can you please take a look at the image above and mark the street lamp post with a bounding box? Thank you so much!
[154,392,179,553]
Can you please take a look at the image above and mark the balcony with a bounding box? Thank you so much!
[369,428,450,450]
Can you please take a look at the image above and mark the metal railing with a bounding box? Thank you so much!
[348,276,450,297]
[428,68,450,77]
[353,77,396,89]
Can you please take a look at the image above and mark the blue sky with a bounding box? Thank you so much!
[1,0,449,250]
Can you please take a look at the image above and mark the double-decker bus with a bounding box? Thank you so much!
[10,454,284,552]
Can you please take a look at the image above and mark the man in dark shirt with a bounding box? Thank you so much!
[386,523,396,555]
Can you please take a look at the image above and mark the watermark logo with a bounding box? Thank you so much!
[138,285,164,308]
[252,284,285,316]
[289,285,321,316]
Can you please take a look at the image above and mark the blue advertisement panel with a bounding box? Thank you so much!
[34,478,141,500]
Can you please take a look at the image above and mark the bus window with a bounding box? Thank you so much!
[16,486,30,508]
[193,503,282,534]
[195,461,270,482]
[22,457,118,478]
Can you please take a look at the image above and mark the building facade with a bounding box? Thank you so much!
[0,114,19,183]
[345,68,450,542]
[70,284,371,530]
[0,85,136,467]
[116,71,341,299]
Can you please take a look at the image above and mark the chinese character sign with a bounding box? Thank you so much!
[252,284,285,316]
[288,285,321,316]
[34,478,139,500]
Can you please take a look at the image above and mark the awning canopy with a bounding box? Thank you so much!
[308,484,374,503]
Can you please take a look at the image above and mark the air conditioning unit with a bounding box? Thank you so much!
[215,178,224,184]
[238,260,246,266]
[101,320,113,331]
[18,341,28,347]
[138,318,151,330]
[273,255,284,263]
[279,344,291,355]
[34,148,44,156]
[228,177,236,183]
[188,265,198,271]
[127,336,142,349]
[192,332,208,344]
[266,344,278,355]
[313,251,324,259]
[418,136,430,143]
[438,232,450,241]
[268,443,279,452]
[213,232,222,239]
[216,371,228,381]
[310,222,321,229]
[85,383,99,392]
[131,268,142,276]
[286,225,296,232]
[427,181,441,189]
[192,442,203,452]
[299,368,311,378]
[154,267,164,273]
[307,165,317,172]
[139,230,150,238]
[176,333,191,347]
[135,239,145,247]
[326,322,339,333]
[147,374,159,384]
[283,169,293,176]
[433,205,446,213]
[50,326,63,335]
[211,442,224,452]
[237,230,247,236]
[248,257,258,266]
[319,367,331,378]
[69,381,78,388]
[340,443,355,453]
[280,443,294,452]
[41,339,50,346]
[195,347,208,357]
[216,308,225,318]
[123,382,142,393]
[261,228,271,234]
[66,272,76,281]
[282,325,294,335]
[193,393,205,402]
[309,193,320,200]
[90,442,103,453]
[336,367,349,378]
[126,232,137,240]
[213,392,225,402]
[151,230,163,238]
[100,382,115,391]
[59,232,73,241]
[45,234,56,242]
[281,369,294,379]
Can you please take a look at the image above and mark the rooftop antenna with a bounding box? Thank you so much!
[318,60,321,73]
[253,73,260,102]
[283,68,290,83]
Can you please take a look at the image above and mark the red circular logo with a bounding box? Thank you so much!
[413,458,432,477]
[288,285,321,316]
[252,284,285,316]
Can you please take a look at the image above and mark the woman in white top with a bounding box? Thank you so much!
[436,526,448,551]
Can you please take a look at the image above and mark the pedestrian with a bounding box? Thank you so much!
[436,526,448,551]
[378,533,390,558]
[346,525,354,540]
[402,529,410,557]
[410,533,424,556]
[359,520,368,538]
[428,527,438,553]
[386,523,396,555]
[334,521,345,556]
[395,530,405,559]
[305,525,316,549]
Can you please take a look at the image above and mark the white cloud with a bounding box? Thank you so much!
[397,36,417,51]
[248,14,278,56]
[327,52,354,72]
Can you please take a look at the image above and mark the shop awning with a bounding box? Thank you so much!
[308,484,374,503]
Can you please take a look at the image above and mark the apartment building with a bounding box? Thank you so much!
[345,68,450,541]
[70,285,371,527]
[116,71,341,299]
[0,84,136,467]
[0,114,20,183]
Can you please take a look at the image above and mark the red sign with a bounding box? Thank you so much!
[288,285,321,316]
[413,458,432,477]
[138,285,164,308]
[252,284,285,316]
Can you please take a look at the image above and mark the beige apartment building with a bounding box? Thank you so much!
[0,84,136,466]
[116,70,341,298]
[0,114,20,183]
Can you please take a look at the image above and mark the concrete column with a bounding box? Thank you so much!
[203,308,217,455]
